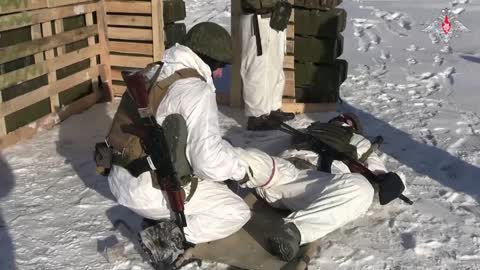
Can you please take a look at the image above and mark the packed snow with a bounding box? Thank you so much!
[1,0,480,269]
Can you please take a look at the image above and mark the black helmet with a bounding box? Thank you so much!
[182,22,232,65]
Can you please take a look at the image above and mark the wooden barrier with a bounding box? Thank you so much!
[0,0,112,149]
[105,0,164,96]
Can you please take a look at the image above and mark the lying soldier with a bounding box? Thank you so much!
[234,113,406,261]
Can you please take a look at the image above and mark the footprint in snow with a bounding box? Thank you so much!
[441,45,453,54]
[433,54,444,66]
[407,57,418,65]
[366,30,381,45]
[400,232,417,250]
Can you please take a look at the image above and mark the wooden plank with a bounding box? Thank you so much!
[0,65,101,118]
[0,90,101,150]
[107,14,152,27]
[0,44,102,91]
[111,69,124,81]
[107,27,153,41]
[0,94,6,135]
[151,0,164,62]
[86,12,99,95]
[0,113,58,150]
[282,102,337,113]
[230,0,243,108]
[46,0,95,9]
[41,21,61,112]
[0,0,47,15]
[0,25,98,65]
[54,19,65,55]
[97,0,113,99]
[284,55,294,70]
[105,1,152,14]
[30,24,44,64]
[58,90,101,121]
[112,84,126,96]
[0,2,97,32]
[110,55,152,68]
[286,39,294,55]
[283,69,295,97]
[109,41,153,55]
[286,23,294,39]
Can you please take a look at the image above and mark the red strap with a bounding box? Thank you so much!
[260,157,276,188]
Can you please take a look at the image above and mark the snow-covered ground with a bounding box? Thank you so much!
[2,0,480,269]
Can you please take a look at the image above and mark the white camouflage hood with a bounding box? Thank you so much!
[157,44,215,91]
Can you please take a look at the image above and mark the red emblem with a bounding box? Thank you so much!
[442,15,451,34]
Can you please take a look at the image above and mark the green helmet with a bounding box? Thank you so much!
[182,22,232,64]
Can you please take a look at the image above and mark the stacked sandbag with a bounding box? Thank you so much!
[164,0,187,48]
[294,1,348,103]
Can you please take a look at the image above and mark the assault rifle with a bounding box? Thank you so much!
[278,121,413,205]
[121,69,188,233]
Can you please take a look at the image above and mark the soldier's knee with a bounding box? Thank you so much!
[351,173,375,205]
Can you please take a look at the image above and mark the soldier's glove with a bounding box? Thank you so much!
[377,172,406,205]
[233,148,277,189]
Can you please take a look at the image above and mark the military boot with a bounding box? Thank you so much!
[247,115,281,131]
[139,219,186,268]
[269,109,295,122]
[267,222,302,261]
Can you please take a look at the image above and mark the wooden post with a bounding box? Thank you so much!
[230,0,243,108]
[97,0,113,100]
[0,94,6,136]
[31,24,44,63]
[85,12,100,94]
[41,21,61,112]
[151,0,164,62]
[54,20,65,55]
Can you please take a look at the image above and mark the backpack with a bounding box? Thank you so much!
[96,63,205,178]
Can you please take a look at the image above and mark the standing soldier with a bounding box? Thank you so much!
[240,0,295,130]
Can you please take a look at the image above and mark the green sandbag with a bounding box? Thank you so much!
[295,8,347,38]
[164,23,186,48]
[163,0,186,23]
[295,34,343,64]
[294,59,348,103]
[294,0,343,10]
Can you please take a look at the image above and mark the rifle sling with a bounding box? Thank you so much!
[252,13,263,56]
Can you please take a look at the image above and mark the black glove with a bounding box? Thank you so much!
[377,172,406,205]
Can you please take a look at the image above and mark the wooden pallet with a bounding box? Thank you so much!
[0,0,112,150]
[105,0,164,96]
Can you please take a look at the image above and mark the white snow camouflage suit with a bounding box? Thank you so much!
[240,13,286,117]
[108,44,251,244]
[235,133,388,244]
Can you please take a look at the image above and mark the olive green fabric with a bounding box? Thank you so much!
[294,59,347,102]
[304,122,358,161]
[165,23,187,48]
[269,1,292,31]
[295,8,347,38]
[106,67,205,174]
[241,0,279,13]
[163,0,186,23]
[295,35,343,64]
[294,0,343,9]
[181,22,233,64]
